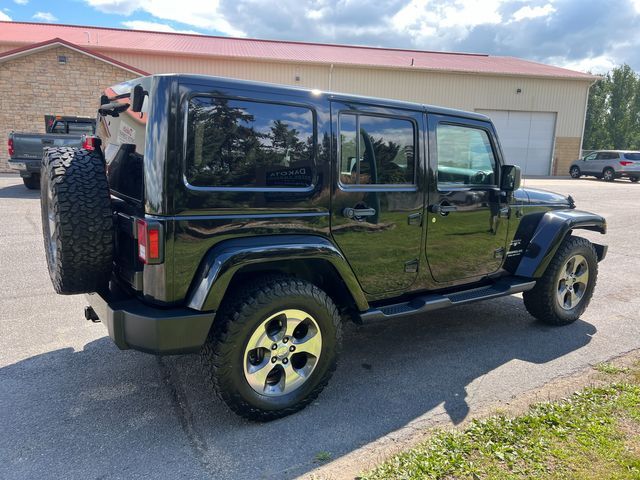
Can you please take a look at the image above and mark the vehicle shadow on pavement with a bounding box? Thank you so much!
[0,184,40,199]
[0,295,596,479]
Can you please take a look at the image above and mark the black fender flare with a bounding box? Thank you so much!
[514,209,607,278]
[186,235,369,312]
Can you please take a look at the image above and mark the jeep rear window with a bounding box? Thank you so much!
[186,97,315,189]
[624,153,640,160]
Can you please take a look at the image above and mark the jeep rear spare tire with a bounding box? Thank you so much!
[41,147,113,294]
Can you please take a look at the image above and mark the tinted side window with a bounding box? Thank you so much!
[339,113,415,185]
[584,153,597,161]
[597,152,619,160]
[186,97,315,188]
[436,124,496,187]
[624,153,640,160]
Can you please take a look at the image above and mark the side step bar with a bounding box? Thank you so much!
[359,277,536,323]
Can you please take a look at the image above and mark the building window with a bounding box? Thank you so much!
[57,55,67,65]
[186,96,315,188]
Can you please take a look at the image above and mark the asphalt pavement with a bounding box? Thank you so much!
[1,174,639,479]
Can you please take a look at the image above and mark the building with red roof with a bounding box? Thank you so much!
[0,21,597,174]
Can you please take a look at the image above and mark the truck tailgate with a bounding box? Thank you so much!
[10,133,84,160]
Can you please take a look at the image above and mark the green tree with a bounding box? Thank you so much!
[607,64,637,149]
[583,75,610,150]
[583,64,640,151]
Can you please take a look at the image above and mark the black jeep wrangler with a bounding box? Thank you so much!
[40,74,607,421]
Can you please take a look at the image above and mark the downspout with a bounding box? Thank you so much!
[578,76,600,159]
[328,63,334,91]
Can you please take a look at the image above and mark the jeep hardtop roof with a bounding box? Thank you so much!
[131,73,492,123]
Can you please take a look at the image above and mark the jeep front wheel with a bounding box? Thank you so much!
[523,236,597,325]
[201,276,342,421]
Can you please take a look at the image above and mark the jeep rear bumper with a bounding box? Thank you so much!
[85,286,214,355]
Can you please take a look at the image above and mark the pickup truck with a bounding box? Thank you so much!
[7,116,95,189]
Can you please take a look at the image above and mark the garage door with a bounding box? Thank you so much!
[477,110,556,176]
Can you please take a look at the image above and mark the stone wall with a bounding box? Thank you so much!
[553,137,582,176]
[0,46,134,172]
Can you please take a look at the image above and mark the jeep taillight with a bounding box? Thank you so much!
[7,137,14,157]
[619,160,634,166]
[136,218,162,264]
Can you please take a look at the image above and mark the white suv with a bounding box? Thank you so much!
[570,150,640,182]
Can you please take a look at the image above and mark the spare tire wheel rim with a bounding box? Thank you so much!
[556,254,589,310]
[243,309,322,397]
[46,185,57,262]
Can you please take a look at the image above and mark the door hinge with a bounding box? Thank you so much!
[493,247,506,259]
[404,259,419,273]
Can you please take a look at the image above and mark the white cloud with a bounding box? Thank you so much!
[13,0,28,5]
[392,0,505,46]
[511,3,556,22]
[85,0,245,36]
[554,55,617,75]
[32,11,58,22]
[121,20,201,34]
[0,11,11,21]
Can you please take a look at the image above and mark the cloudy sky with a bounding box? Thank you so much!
[1,0,639,73]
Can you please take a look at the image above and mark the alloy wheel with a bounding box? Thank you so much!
[556,254,589,310]
[243,309,322,396]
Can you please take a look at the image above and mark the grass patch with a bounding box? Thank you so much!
[595,362,630,375]
[362,363,640,480]
[315,451,333,463]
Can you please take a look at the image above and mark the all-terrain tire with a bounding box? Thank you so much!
[523,235,598,326]
[40,147,113,294]
[630,176,639,183]
[201,275,342,421]
[23,174,40,190]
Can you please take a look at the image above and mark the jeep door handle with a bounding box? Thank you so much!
[430,204,457,215]
[343,207,376,219]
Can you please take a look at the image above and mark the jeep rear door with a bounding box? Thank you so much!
[330,102,424,296]
[425,114,509,283]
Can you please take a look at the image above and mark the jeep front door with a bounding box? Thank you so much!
[425,115,509,283]
[330,103,424,296]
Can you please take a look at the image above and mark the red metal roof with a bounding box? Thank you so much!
[0,21,595,80]
[0,37,149,75]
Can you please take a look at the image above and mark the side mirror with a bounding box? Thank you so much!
[500,164,521,192]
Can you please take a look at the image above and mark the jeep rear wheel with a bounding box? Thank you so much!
[523,236,598,325]
[40,147,113,294]
[201,276,341,421]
